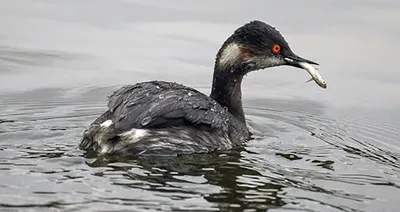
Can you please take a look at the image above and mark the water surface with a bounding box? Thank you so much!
[1,0,399,211]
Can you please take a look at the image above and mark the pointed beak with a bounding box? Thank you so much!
[284,53,327,89]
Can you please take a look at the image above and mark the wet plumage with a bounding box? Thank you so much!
[79,20,325,156]
[80,81,249,156]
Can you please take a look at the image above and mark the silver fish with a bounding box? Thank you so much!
[299,62,327,89]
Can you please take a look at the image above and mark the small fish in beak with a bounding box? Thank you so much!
[284,55,327,89]
[298,62,327,89]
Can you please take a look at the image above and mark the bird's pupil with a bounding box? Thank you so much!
[273,45,280,53]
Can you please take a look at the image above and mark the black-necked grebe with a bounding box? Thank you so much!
[79,20,327,156]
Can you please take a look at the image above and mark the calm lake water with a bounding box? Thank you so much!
[1,0,399,211]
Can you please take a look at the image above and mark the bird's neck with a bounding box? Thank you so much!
[210,67,246,123]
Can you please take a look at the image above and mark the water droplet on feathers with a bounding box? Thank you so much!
[127,102,136,107]
[224,118,229,125]
[118,115,126,121]
[141,116,152,126]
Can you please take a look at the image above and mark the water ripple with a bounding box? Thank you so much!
[0,89,399,211]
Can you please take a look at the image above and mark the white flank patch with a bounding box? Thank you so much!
[100,119,113,128]
[100,144,111,154]
[219,43,241,67]
[119,128,148,143]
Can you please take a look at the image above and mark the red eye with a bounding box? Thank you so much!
[272,44,281,53]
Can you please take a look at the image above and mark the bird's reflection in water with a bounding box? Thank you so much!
[86,148,285,211]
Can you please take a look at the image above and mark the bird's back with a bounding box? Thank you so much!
[79,81,249,156]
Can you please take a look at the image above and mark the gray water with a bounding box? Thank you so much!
[1,0,399,211]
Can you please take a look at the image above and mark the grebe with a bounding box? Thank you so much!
[79,20,326,156]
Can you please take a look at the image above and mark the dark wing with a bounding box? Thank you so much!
[107,81,231,132]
